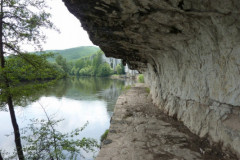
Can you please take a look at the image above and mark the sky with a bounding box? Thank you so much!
[25,0,95,52]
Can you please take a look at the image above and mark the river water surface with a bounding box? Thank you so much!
[0,77,133,159]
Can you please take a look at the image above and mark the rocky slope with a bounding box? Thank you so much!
[62,0,240,157]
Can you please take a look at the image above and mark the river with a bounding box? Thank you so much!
[0,77,134,159]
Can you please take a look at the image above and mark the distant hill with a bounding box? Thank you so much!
[39,46,100,62]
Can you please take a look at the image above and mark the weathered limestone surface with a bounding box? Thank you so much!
[62,0,240,157]
[97,84,237,160]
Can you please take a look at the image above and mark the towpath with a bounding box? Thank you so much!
[96,84,237,160]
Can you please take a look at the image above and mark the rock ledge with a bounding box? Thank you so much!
[97,84,237,160]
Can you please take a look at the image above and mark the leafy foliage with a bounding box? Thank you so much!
[97,63,113,76]
[1,0,56,54]
[0,54,64,107]
[138,74,144,83]
[45,49,126,77]
[5,54,64,81]
[68,50,114,77]
[116,63,125,75]
[0,0,59,158]
[2,118,99,160]
[22,119,98,159]
[55,55,71,74]
[79,66,94,76]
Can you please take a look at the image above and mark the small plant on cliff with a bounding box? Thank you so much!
[100,129,109,142]
[138,74,144,83]
[146,87,150,94]
[122,85,131,92]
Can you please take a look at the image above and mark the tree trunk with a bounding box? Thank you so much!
[0,151,3,160]
[0,1,24,159]
[7,97,25,160]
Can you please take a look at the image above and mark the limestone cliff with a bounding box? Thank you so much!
[62,0,240,157]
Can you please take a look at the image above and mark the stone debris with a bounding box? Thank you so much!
[96,84,237,160]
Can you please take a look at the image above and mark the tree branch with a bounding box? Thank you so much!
[38,103,59,160]
[4,43,39,68]
[3,14,27,22]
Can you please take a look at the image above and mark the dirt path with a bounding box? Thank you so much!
[96,84,237,160]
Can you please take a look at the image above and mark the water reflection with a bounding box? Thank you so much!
[0,77,134,159]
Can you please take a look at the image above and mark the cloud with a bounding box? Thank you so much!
[23,0,95,52]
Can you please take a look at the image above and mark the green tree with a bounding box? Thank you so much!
[92,51,103,75]
[0,54,64,108]
[120,62,125,74]
[71,66,80,76]
[5,54,64,81]
[75,58,86,69]
[69,50,116,77]
[0,0,55,159]
[97,63,113,76]
[116,63,125,75]
[138,74,144,83]
[79,66,94,76]
[55,55,69,74]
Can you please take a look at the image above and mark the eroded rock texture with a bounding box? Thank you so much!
[62,0,240,157]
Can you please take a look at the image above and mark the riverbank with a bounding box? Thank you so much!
[96,84,237,160]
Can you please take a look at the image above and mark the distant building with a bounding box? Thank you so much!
[124,64,138,76]
[101,54,138,76]
[101,54,121,71]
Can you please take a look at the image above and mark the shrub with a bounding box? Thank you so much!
[138,74,144,83]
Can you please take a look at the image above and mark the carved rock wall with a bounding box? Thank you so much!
[62,0,240,157]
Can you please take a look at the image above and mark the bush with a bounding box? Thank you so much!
[138,74,144,83]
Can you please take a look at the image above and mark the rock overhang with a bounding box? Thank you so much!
[62,0,240,70]
[62,0,240,157]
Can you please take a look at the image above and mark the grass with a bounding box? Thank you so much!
[123,85,131,91]
[100,129,109,142]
